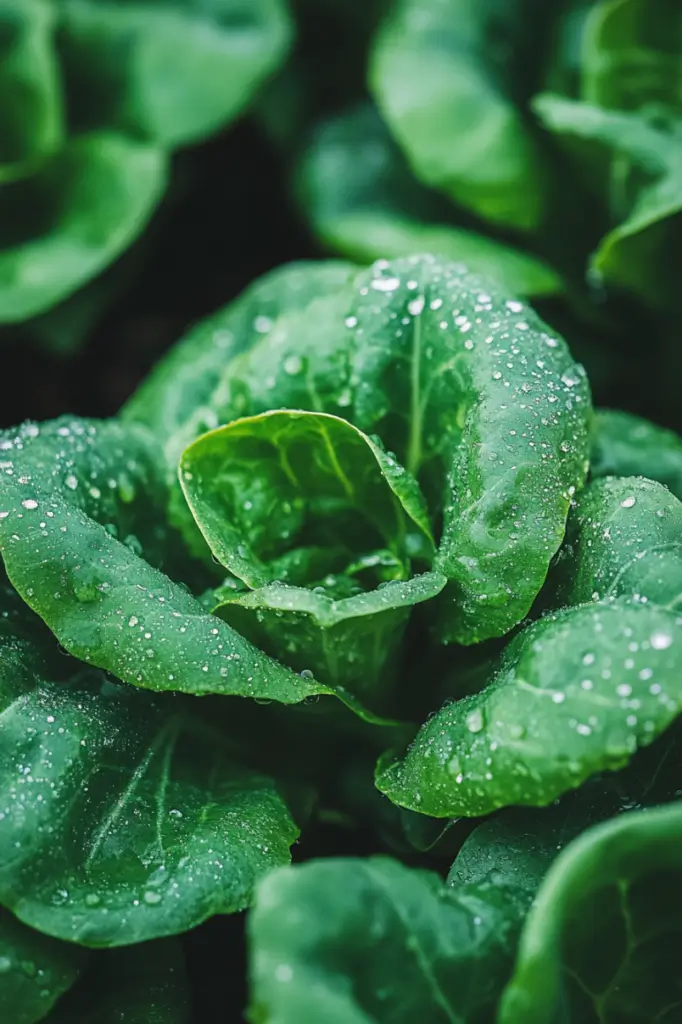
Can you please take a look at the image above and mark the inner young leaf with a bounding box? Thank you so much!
[179,409,434,590]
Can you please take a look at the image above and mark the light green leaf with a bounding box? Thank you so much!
[298,104,562,296]
[0,597,301,946]
[370,0,549,230]
[0,133,166,322]
[533,93,682,311]
[46,940,190,1023]
[376,598,682,816]
[581,0,682,115]
[248,856,529,1024]
[0,0,63,178]
[180,410,434,588]
[591,408,682,499]
[0,909,86,1024]
[0,419,329,704]
[181,409,442,713]
[56,0,293,147]
[500,801,682,1024]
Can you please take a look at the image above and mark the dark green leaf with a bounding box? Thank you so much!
[591,408,682,499]
[370,0,550,230]
[0,0,62,177]
[57,0,293,146]
[499,801,682,1024]
[548,475,682,610]
[533,93,682,311]
[46,940,190,1023]
[0,599,301,946]
[582,0,682,115]
[0,133,166,322]
[201,255,591,644]
[0,419,329,704]
[248,856,529,1024]
[216,573,446,715]
[377,598,682,816]
[123,261,357,558]
[0,910,85,1024]
[298,104,562,296]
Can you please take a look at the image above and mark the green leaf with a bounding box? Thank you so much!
[370,0,550,231]
[533,93,682,311]
[378,470,682,817]
[247,855,529,1024]
[123,261,357,557]
[548,475,682,610]
[591,408,682,499]
[0,909,86,1024]
[0,0,63,178]
[181,409,446,712]
[581,0,682,115]
[46,940,190,1023]
[377,598,682,816]
[297,104,562,296]
[201,255,591,644]
[0,418,330,704]
[215,573,446,715]
[180,410,434,587]
[56,0,293,147]
[499,800,682,1024]
[0,133,166,322]
[0,601,301,946]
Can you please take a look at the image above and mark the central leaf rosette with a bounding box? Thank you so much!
[180,410,445,714]
[174,254,592,716]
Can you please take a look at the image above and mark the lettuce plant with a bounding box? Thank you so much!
[2,253,682,1021]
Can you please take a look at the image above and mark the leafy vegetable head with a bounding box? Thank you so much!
[2,249,682,1022]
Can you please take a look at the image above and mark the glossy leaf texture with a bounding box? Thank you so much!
[180,410,434,587]
[214,573,446,716]
[248,725,682,1023]
[45,940,190,1023]
[297,104,562,296]
[0,593,301,947]
[581,0,682,115]
[591,408,682,499]
[181,409,443,713]
[123,260,357,555]
[56,0,293,147]
[248,856,530,1024]
[500,801,682,1024]
[533,93,682,313]
[370,0,550,231]
[181,254,590,644]
[0,909,86,1024]
[0,0,62,177]
[0,418,330,704]
[0,133,166,322]
[377,475,682,816]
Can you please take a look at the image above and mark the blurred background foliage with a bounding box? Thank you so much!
[1,0,680,433]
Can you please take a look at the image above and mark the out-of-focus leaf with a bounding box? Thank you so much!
[534,93,682,311]
[370,0,551,231]
[0,0,63,178]
[0,910,85,1024]
[0,133,166,322]
[582,0,682,115]
[298,104,562,296]
[57,0,293,147]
